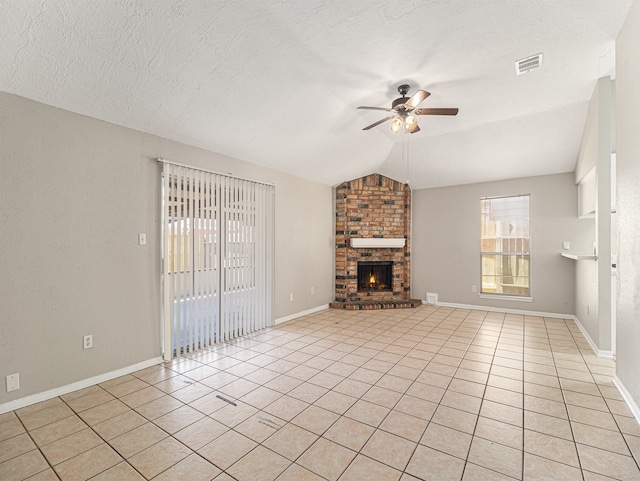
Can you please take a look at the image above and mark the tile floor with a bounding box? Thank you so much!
[1,306,640,481]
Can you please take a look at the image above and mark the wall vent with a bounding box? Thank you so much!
[515,53,543,75]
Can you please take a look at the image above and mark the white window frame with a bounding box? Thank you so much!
[479,194,532,301]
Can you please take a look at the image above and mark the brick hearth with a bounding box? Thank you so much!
[332,173,421,310]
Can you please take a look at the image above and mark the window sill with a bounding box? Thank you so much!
[479,294,533,302]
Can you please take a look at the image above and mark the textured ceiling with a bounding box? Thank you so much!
[0,1,632,188]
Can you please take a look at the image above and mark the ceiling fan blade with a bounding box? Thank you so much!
[357,106,393,112]
[404,90,431,108]
[415,107,459,116]
[362,115,396,130]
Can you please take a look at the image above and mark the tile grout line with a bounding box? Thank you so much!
[3,306,640,481]
[544,316,587,481]
[565,317,640,475]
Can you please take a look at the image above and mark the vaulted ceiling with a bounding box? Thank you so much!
[0,1,632,188]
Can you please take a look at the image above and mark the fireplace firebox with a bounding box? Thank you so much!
[357,261,393,292]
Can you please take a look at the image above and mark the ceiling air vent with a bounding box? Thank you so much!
[515,53,543,75]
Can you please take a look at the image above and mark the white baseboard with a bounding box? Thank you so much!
[572,316,614,358]
[275,304,330,325]
[0,356,163,415]
[613,376,640,426]
[429,300,573,320]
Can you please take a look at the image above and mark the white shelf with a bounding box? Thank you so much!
[561,252,598,261]
[351,238,406,248]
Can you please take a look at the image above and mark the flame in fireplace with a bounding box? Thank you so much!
[357,262,392,291]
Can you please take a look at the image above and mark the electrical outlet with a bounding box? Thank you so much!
[289,293,294,302]
[138,233,147,245]
[472,285,477,293]
[311,287,315,295]
[6,373,19,392]
[563,241,570,250]
[83,335,93,349]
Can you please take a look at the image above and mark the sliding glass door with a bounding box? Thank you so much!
[161,162,274,360]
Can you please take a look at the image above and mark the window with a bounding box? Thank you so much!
[480,194,530,297]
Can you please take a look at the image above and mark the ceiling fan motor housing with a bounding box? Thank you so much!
[392,84,412,110]
[392,97,410,110]
[357,84,458,132]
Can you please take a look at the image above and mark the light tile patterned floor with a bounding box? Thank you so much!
[2,306,640,480]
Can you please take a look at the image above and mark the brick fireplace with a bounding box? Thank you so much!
[331,173,421,310]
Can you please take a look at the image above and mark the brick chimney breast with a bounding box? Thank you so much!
[331,174,420,310]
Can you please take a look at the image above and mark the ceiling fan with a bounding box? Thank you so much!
[357,84,458,134]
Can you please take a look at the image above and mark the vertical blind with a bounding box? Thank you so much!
[161,161,274,360]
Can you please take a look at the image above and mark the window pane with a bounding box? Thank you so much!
[480,195,530,296]
[481,254,530,295]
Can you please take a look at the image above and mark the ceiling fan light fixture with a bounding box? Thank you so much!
[390,117,403,134]
[405,115,418,133]
[361,84,458,133]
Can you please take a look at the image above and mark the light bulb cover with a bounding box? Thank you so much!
[405,116,418,133]
[390,117,403,134]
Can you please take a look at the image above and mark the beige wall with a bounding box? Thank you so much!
[411,172,593,315]
[576,85,599,184]
[573,82,599,342]
[0,92,334,405]
[615,0,640,414]
[573,77,614,351]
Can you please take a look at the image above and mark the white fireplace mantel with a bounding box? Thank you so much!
[350,238,406,249]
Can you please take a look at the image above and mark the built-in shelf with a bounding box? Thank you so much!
[561,252,598,261]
